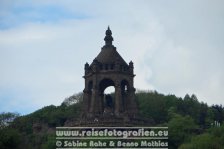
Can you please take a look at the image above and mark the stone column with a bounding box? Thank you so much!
[127,87,138,117]
[89,86,97,114]
[115,81,122,116]
[82,89,89,113]
[98,92,104,114]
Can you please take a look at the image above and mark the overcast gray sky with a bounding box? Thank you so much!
[0,0,224,114]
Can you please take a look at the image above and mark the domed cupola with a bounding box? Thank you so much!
[85,27,132,75]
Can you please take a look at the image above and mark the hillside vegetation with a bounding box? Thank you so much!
[0,91,224,149]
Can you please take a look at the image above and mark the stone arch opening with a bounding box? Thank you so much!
[121,80,129,92]
[121,79,130,111]
[99,78,115,115]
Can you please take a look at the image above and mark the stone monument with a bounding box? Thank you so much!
[68,27,150,126]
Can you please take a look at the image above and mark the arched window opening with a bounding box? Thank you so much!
[121,80,129,111]
[99,79,115,115]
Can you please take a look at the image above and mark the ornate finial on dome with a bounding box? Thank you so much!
[104,26,113,46]
[106,26,112,35]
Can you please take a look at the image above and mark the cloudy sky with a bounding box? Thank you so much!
[0,0,224,115]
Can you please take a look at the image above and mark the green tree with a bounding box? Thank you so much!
[137,91,167,123]
[168,113,198,149]
[179,124,224,149]
[0,128,21,149]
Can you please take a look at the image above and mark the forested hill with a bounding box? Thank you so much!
[0,91,224,149]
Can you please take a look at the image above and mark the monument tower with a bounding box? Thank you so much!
[82,27,138,121]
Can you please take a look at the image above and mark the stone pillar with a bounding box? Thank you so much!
[127,87,138,117]
[82,89,89,113]
[89,86,97,114]
[115,81,122,116]
[98,92,104,114]
[82,77,90,115]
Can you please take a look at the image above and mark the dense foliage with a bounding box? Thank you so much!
[0,91,223,148]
